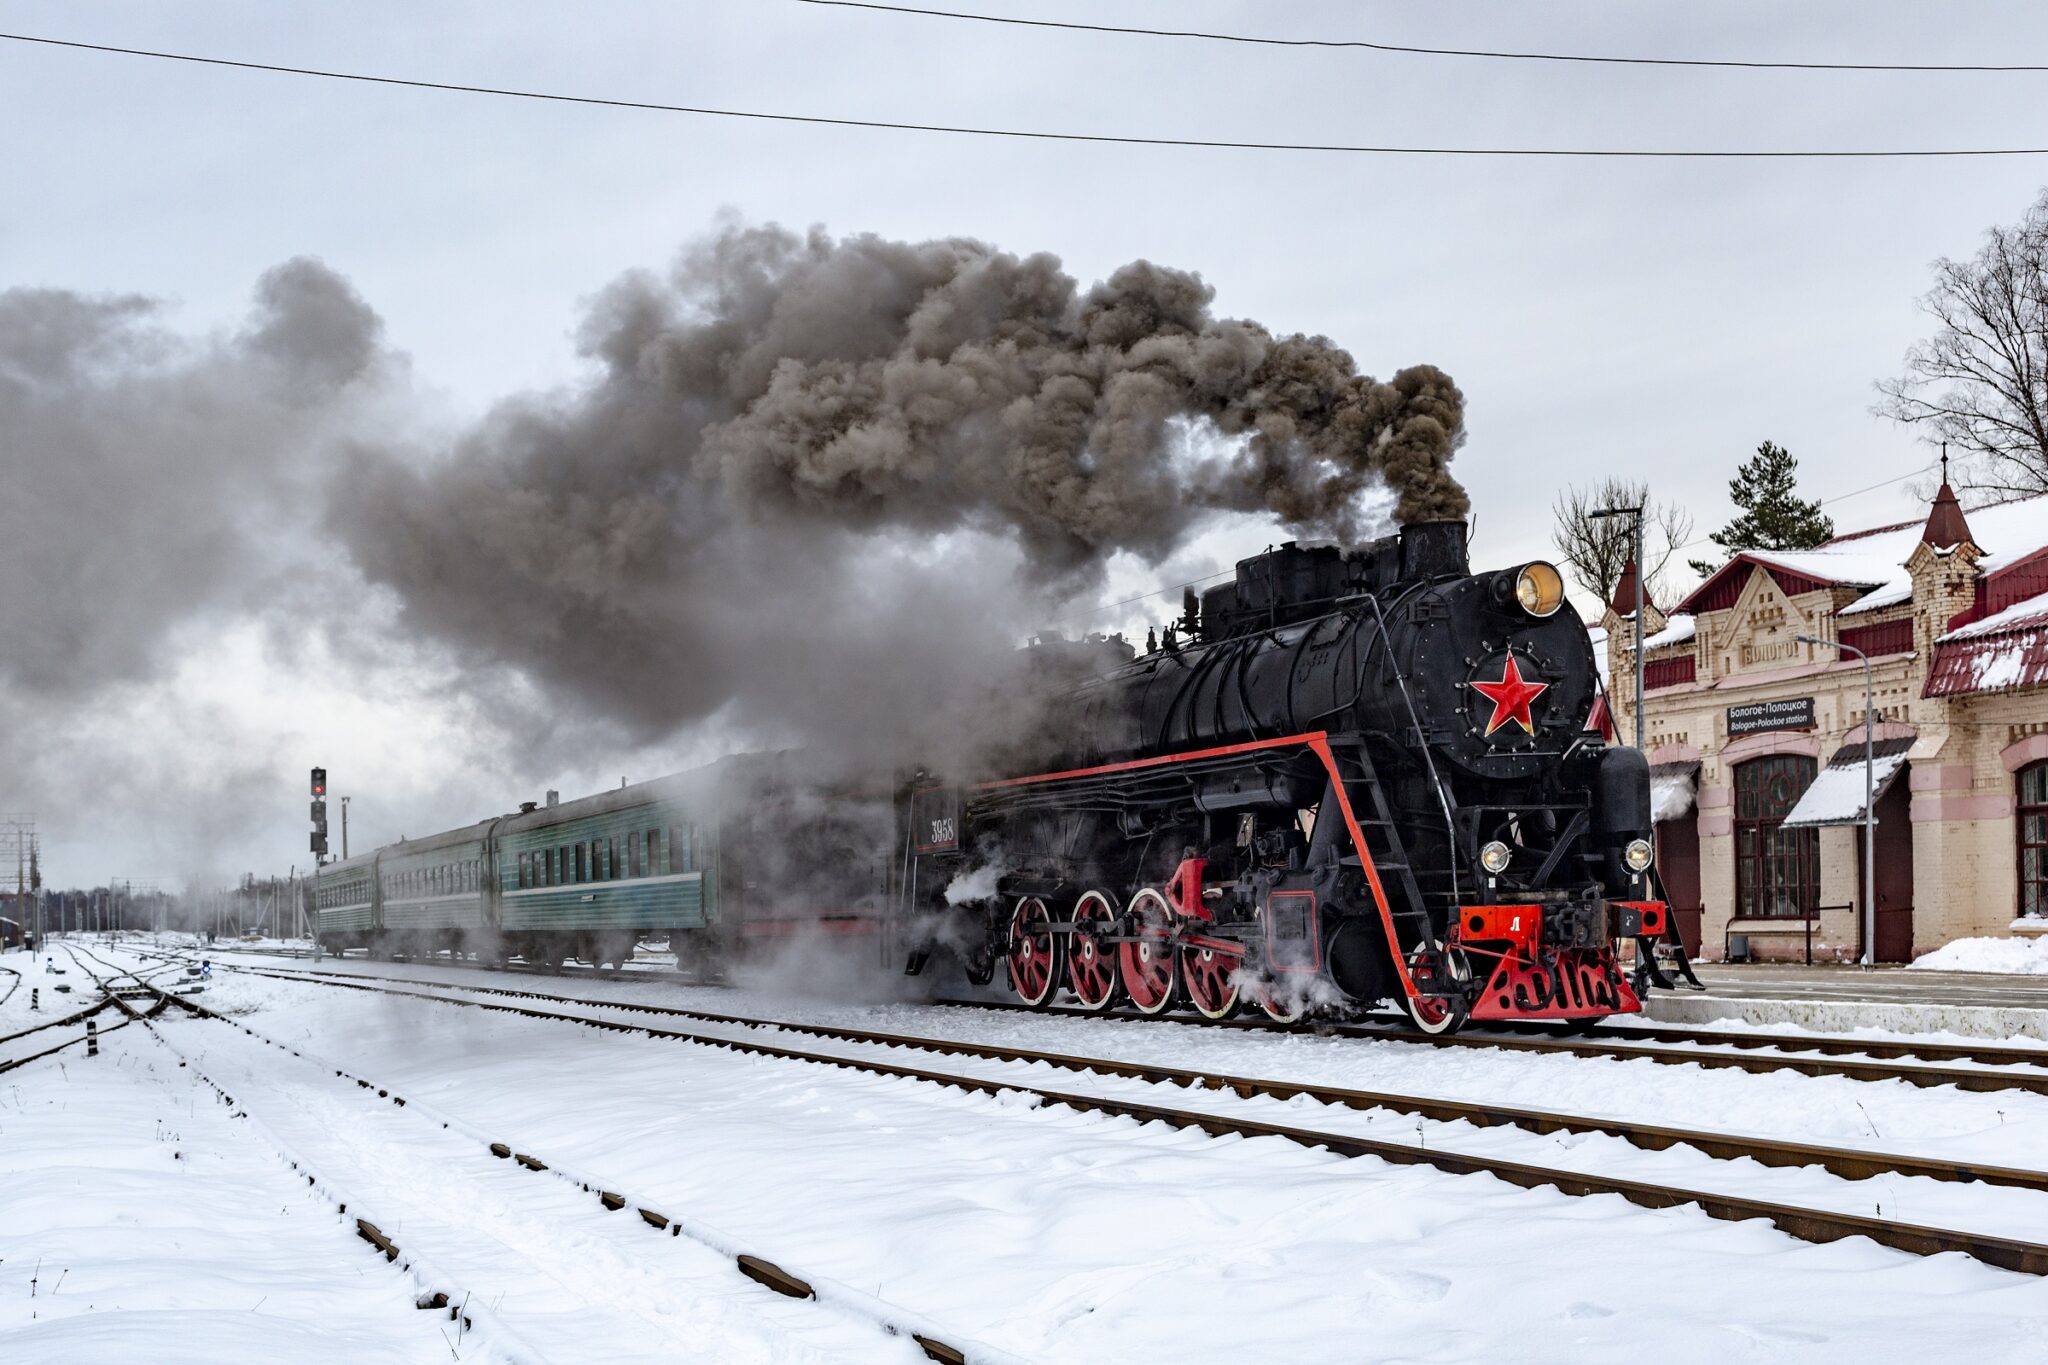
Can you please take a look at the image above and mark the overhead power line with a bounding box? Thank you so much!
[7,31,2048,158]
[798,1,2048,73]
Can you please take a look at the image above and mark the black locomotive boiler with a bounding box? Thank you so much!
[903,520,1669,1032]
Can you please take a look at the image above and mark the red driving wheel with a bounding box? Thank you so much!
[1065,890,1120,1010]
[1005,896,1064,1008]
[1248,975,1306,1023]
[1118,888,1181,1015]
[1180,939,1242,1019]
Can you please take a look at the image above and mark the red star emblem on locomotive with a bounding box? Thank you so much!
[1469,653,1549,737]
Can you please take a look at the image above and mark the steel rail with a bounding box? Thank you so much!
[65,949,553,1363]
[0,1014,134,1075]
[0,995,116,1046]
[170,953,2048,1195]
[198,940,2048,1073]
[66,943,986,1365]
[937,998,2048,1095]
[122,947,2048,1276]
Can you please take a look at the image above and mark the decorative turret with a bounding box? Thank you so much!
[1907,453,1984,658]
[1921,455,1974,550]
[1609,556,1641,618]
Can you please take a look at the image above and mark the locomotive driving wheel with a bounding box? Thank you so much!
[1065,890,1121,1010]
[1402,946,1474,1035]
[1118,888,1181,1015]
[1179,939,1242,1019]
[1005,896,1064,1009]
[1247,975,1307,1023]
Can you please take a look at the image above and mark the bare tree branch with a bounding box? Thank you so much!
[1877,191,2048,500]
[1551,478,1695,610]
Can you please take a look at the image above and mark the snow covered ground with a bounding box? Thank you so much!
[1913,934,2048,976]
[7,941,2048,1362]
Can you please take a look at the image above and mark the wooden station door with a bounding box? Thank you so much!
[1656,814,1703,957]
[1856,774,1916,963]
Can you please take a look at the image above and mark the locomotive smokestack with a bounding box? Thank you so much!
[1399,521,1470,581]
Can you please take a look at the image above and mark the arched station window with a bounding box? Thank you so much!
[1735,755,1819,919]
[2021,762,2048,920]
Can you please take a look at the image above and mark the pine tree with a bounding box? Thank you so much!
[1690,441,1833,576]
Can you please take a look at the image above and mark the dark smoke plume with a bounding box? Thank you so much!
[333,222,1467,757]
[0,259,406,884]
[3,223,1469,884]
[0,260,389,694]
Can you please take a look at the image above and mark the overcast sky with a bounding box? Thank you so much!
[6,1,2047,891]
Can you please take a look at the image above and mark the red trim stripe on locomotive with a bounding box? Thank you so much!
[971,731,1424,1005]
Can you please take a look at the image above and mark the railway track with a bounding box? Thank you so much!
[202,938,2048,1073]
[120,942,2048,1277]
[938,997,2048,1095]
[0,999,137,1075]
[144,951,2048,1192]
[181,941,2048,1096]
[65,943,991,1365]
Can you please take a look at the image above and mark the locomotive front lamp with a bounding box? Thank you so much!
[1514,561,1565,618]
[1479,840,1513,875]
[1624,838,1655,874]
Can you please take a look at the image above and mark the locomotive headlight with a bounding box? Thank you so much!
[1624,838,1655,873]
[1514,561,1565,618]
[1479,840,1513,875]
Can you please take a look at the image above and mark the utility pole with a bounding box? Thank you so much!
[2,816,33,952]
[340,795,350,860]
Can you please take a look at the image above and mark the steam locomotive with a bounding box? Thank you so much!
[904,520,1667,1032]
[311,519,1665,1034]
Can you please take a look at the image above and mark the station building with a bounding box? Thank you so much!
[1601,479,2048,963]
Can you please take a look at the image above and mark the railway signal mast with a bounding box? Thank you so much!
[311,767,329,865]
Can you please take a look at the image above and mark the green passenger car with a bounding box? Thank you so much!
[492,767,721,969]
[307,753,889,971]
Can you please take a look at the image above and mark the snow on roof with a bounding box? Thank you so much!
[1941,589,2048,641]
[1926,589,2048,697]
[1829,494,2048,614]
[1835,580,1914,616]
[1780,742,1910,828]
[1742,545,1898,590]
[1679,493,2048,617]
[1586,623,1609,676]
[1642,613,1695,651]
[1925,629,2048,696]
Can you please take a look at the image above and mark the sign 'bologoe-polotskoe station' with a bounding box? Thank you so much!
[1601,478,2048,964]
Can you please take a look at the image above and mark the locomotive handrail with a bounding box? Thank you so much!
[1359,592,1462,905]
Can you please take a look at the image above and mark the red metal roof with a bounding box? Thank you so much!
[1922,480,1974,549]
[1677,555,1842,614]
[1924,619,2048,697]
[1608,556,1641,617]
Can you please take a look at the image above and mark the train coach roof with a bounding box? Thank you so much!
[312,847,379,879]
[380,817,503,857]
[492,753,802,837]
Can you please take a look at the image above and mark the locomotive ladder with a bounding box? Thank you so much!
[1322,736,1439,953]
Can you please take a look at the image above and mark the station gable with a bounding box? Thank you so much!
[1717,567,1828,678]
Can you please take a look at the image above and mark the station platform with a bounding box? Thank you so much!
[1644,962,2048,1043]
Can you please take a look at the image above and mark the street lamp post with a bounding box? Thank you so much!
[1794,634,1876,969]
[1590,505,1647,750]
